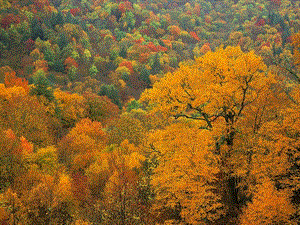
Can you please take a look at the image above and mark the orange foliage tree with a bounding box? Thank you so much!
[0,84,55,146]
[64,57,79,70]
[141,46,298,224]
[0,128,32,190]
[54,89,88,128]
[57,118,108,171]
[240,178,295,225]
[148,123,223,224]
[100,140,148,224]
[4,70,29,92]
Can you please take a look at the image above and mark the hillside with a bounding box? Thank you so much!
[0,0,300,224]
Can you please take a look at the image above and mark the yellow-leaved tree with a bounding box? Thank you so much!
[57,118,108,171]
[148,123,222,224]
[240,178,295,225]
[100,140,147,225]
[0,84,55,146]
[141,45,297,224]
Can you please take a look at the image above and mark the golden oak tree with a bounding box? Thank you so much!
[141,46,297,223]
[100,140,147,225]
[255,81,300,221]
[148,123,223,224]
[141,45,271,164]
[141,46,269,131]
[107,112,147,146]
[54,89,88,129]
[0,84,55,146]
[240,178,295,225]
[57,118,108,171]
[236,55,300,222]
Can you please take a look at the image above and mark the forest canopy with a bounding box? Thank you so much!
[0,0,300,224]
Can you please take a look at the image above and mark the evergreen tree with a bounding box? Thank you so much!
[89,64,98,78]
[30,18,46,41]
[65,11,79,25]
[56,11,64,26]
[119,46,127,58]
[140,65,151,85]
[58,32,68,50]
[51,0,63,8]
[0,28,9,55]
[49,59,65,73]
[98,84,121,107]
[150,53,161,75]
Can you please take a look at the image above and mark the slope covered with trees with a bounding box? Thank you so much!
[0,0,300,224]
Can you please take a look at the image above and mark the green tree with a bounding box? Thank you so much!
[89,64,98,78]
[150,53,161,75]
[30,19,45,41]
[58,33,68,50]
[30,70,54,102]
[98,84,121,107]
[140,65,151,85]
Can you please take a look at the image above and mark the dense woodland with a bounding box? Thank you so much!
[0,0,300,224]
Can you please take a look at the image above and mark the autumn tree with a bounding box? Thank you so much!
[83,92,119,126]
[0,0,11,10]
[107,112,146,146]
[1,170,75,224]
[54,89,88,128]
[57,118,108,171]
[0,131,73,224]
[141,46,289,223]
[0,84,55,146]
[141,46,270,146]
[0,128,32,191]
[57,118,109,221]
[148,123,223,224]
[99,140,147,225]
[239,178,295,225]
[4,70,29,92]
[252,74,300,222]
